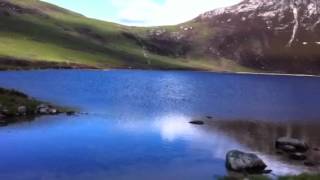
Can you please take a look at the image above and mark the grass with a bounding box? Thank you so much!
[0,0,254,72]
[0,87,72,124]
[0,88,41,117]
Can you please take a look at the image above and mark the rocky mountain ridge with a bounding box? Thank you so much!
[143,0,320,74]
[200,0,320,47]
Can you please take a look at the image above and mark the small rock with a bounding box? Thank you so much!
[38,107,49,114]
[206,116,213,119]
[262,169,272,174]
[37,104,49,109]
[304,161,318,167]
[189,120,204,125]
[279,145,297,153]
[49,108,58,115]
[289,153,307,161]
[226,150,267,173]
[17,106,27,115]
[66,111,76,116]
[37,104,50,114]
[276,137,309,152]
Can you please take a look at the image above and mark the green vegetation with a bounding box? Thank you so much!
[0,88,40,117]
[0,87,71,124]
[0,0,255,72]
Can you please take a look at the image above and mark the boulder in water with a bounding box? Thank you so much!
[226,150,267,173]
[189,120,204,125]
[289,152,307,161]
[304,161,318,167]
[276,137,309,152]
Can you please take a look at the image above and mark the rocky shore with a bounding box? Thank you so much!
[189,116,320,179]
[0,87,74,126]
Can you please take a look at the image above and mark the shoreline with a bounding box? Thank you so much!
[1,66,320,78]
[1,57,320,77]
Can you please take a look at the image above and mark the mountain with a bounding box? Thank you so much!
[1,0,320,74]
[0,0,216,70]
[141,0,320,74]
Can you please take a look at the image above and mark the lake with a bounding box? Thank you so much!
[0,70,319,180]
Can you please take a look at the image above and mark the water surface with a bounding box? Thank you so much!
[0,70,319,180]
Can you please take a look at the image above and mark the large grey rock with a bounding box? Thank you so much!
[276,137,309,152]
[226,150,267,173]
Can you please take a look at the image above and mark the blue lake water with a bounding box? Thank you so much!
[0,70,319,180]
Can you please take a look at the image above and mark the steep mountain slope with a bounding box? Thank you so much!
[142,0,320,74]
[0,0,219,70]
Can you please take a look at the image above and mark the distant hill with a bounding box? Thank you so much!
[1,0,320,74]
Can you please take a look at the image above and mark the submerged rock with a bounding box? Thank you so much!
[276,137,309,152]
[189,120,204,125]
[304,161,318,167]
[262,169,272,174]
[226,150,267,173]
[66,111,76,116]
[289,153,307,161]
[280,145,297,153]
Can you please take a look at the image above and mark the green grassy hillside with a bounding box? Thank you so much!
[0,0,255,71]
